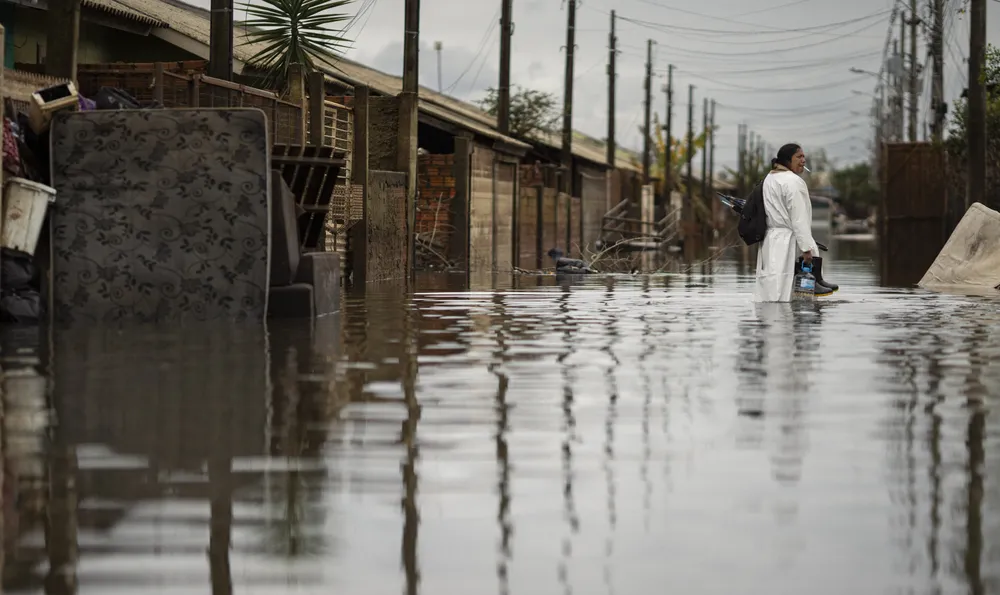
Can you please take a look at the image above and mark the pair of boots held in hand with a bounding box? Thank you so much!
[797,255,838,296]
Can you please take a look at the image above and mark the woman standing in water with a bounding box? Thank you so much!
[752,143,819,303]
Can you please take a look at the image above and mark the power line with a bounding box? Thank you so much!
[445,6,502,94]
[615,8,892,38]
[616,16,890,58]
[653,51,884,76]
[734,0,821,17]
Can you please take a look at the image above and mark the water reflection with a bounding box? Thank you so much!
[1,248,998,595]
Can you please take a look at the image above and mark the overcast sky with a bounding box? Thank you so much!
[207,0,1000,172]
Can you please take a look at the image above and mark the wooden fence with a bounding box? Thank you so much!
[880,142,947,286]
[74,63,303,145]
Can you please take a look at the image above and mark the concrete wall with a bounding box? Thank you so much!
[542,187,558,258]
[367,170,409,282]
[518,185,539,270]
[581,167,608,253]
[470,143,495,271]
[494,162,515,272]
[368,96,400,172]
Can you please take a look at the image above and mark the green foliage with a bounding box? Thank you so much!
[945,43,1000,204]
[637,112,707,195]
[830,162,879,219]
[478,86,560,140]
[238,0,353,89]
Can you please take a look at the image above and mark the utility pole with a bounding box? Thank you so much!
[931,0,945,141]
[686,85,694,231]
[402,0,420,94]
[908,0,919,142]
[968,0,986,209]
[664,64,674,196]
[642,39,653,184]
[708,99,716,204]
[607,10,616,166]
[700,97,708,203]
[400,0,420,273]
[497,0,513,134]
[434,41,443,92]
[898,17,906,141]
[561,0,576,195]
[207,0,233,80]
[737,123,745,196]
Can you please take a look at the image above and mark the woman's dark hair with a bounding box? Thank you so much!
[771,143,801,169]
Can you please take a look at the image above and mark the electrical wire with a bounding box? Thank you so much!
[614,16,890,59]
[445,6,502,94]
[615,8,892,38]
[734,0,820,17]
[621,0,889,35]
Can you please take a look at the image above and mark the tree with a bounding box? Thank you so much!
[945,43,1000,208]
[478,86,560,140]
[238,0,354,89]
[830,162,879,219]
[637,112,707,196]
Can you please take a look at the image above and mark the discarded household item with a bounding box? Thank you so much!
[918,202,1000,292]
[49,109,271,325]
[0,288,43,323]
[1,248,36,288]
[93,86,141,111]
[27,82,79,135]
[793,262,816,300]
[2,177,55,255]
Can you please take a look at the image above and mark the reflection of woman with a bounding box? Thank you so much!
[752,144,819,303]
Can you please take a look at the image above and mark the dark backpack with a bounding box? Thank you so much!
[737,178,767,246]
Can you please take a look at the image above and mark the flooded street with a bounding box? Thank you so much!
[2,238,999,595]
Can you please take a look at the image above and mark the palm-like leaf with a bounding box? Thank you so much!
[237,0,354,88]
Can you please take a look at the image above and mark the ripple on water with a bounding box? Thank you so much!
[3,253,999,594]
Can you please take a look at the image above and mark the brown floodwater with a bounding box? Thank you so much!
[1,237,998,595]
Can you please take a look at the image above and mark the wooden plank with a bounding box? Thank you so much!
[301,145,335,206]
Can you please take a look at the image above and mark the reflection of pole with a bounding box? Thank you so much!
[45,445,78,594]
[401,304,421,595]
[965,409,985,595]
[557,288,577,594]
[208,455,233,595]
[600,284,618,591]
[491,294,512,595]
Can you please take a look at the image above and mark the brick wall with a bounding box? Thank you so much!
[417,153,456,253]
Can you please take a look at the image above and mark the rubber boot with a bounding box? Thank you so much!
[797,257,836,296]
[811,256,838,291]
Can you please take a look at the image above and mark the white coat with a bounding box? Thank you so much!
[752,168,819,303]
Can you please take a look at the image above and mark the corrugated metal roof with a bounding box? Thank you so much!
[112,0,638,169]
[81,0,167,27]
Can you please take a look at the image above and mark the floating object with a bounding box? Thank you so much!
[919,202,1000,292]
[2,177,55,256]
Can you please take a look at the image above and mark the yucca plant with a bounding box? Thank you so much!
[238,0,354,89]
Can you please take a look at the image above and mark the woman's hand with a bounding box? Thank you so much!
[802,250,813,264]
